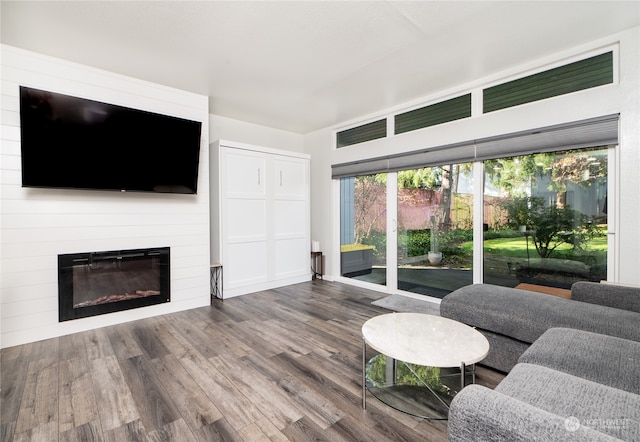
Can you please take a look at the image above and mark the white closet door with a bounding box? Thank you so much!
[274,200,306,238]
[227,241,268,287]
[212,141,311,297]
[273,156,309,279]
[274,157,307,199]
[227,199,267,242]
[225,150,267,198]
[222,148,268,288]
[274,237,308,279]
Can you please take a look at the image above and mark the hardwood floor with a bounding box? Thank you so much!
[1,281,504,441]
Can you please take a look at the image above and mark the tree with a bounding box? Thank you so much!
[484,157,535,195]
[485,149,608,208]
[397,164,473,230]
[549,151,607,207]
[511,196,601,259]
[353,174,387,244]
[504,193,533,228]
[398,168,439,189]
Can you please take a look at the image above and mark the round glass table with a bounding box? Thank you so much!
[362,312,490,419]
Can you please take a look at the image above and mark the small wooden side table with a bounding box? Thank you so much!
[311,251,323,280]
[210,263,223,302]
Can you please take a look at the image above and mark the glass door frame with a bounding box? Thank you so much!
[334,173,399,294]
[386,173,398,292]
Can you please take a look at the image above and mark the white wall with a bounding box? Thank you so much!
[210,114,303,153]
[305,27,640,285]
[0,45,211,348]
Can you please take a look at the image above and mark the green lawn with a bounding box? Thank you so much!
[461,236,607,259]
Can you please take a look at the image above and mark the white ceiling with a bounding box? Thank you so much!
[2,1,639,133]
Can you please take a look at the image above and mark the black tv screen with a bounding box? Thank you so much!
[19,86,202,194]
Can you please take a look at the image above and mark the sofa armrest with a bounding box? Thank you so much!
[571,281,640,313]
[448,385,618,442]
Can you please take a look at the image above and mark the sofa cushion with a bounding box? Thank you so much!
[440,284,640,345]
[572,281,640,313]
[449,384,621,442]
[519,328,640,394]
[496,363,640,441]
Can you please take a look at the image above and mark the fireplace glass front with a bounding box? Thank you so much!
[58,247,170,322]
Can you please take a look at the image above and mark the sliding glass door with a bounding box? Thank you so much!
[339,174,387,286]
[339,164,473,297]
[483,148,609,290]
[338,146,612,300]
[396,164,473,298]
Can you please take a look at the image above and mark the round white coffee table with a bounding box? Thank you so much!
[362,312,489,419]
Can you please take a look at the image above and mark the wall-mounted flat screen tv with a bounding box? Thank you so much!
[19,86,202,194]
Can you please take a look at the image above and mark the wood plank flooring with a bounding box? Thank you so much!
[1,281,504,441]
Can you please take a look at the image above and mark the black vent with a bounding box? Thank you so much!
[395,94,472,135]
[337,119,387,148]
[483,51,613,113]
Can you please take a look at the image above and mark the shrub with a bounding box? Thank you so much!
[405,229,431,257]
[484,228,524,240]
[362,231,386,263]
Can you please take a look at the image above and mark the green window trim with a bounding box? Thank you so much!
[395,94,472,135]
[483,51,613,113]
[337,119,387,148]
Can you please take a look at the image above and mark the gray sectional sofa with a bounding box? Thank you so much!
[440,281,640,372]
[441,282,640,441]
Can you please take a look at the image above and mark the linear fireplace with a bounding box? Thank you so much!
[58,247,170,322]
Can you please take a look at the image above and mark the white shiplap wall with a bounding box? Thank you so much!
[0,45,211,348]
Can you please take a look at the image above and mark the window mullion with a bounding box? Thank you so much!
[473,161,484,283]
[386,172,398,293]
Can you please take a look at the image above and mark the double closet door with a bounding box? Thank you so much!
[212,141,310,297]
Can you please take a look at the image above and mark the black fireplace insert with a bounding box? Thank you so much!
[58,247,170,322]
